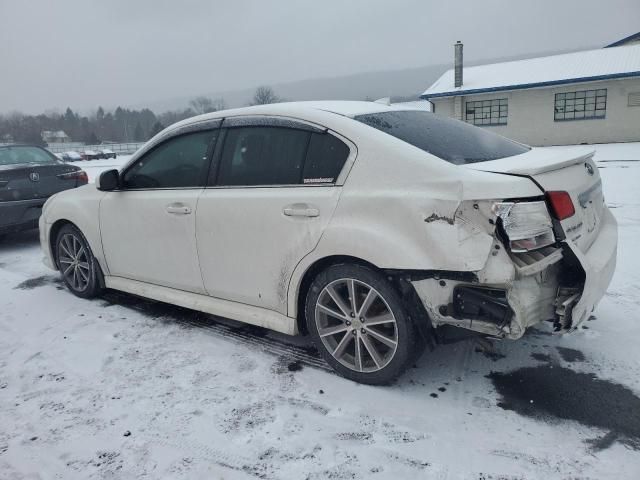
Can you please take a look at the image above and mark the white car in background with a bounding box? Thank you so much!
[62,151,83,162]
[39,101,617,384]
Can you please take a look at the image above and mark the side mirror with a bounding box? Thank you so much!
[96,169,120,191]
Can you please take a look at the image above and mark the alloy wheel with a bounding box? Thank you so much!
[58,233,91,292]
[315,278,398,373]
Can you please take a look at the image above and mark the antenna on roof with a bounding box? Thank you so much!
[374,97,391,105]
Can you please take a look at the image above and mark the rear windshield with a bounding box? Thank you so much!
[0,146,58,166]
[354,110,530,165]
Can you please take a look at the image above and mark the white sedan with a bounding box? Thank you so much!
[39,101,617,384]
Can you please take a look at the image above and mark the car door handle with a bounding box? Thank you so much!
[166,203,192,215]
[283,203,320,217]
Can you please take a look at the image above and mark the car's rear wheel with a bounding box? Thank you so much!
[305,263,424,384]
[55,224,103,298]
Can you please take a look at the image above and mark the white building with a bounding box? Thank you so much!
[422,36,640,146]
[41,130,71,144]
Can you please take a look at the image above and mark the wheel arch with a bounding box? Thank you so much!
[293,255,379,335]
[42,187,107,277]
[50,219,106,288]
[292,254,435,343]
[49,219,75,267]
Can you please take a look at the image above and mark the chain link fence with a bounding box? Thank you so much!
[45,142,145,155]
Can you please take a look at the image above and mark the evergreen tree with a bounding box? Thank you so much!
[84,131,99,145]
[133,122,144,142]
[148,121,164,138]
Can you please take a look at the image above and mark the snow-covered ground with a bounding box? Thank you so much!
[1,144,639,479]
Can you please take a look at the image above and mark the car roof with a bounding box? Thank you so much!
[171,100,428,129]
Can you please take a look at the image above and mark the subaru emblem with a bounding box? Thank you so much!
[29,172,40,182]
[585,163,594,176]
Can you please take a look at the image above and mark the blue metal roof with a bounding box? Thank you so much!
[422,71,640,99]
[606,32,640,48]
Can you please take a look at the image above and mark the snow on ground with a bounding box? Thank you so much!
[1,144,640,479]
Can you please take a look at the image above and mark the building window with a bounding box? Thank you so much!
[554,89,607,121]
[465,99,508,126]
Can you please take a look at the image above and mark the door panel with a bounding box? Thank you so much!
[100,189,205,293]
[196,187,341,314]
[99,128,218,293]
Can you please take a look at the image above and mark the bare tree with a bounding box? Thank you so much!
[250,86,281,105]
[189,96,226,114]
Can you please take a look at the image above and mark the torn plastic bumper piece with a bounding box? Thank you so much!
[448,285,513,328]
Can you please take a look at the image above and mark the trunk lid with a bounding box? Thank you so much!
[0,162,82,202]
[465,147,604,253]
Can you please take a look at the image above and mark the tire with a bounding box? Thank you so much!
[305,263,425,385]
[55,224,104,298]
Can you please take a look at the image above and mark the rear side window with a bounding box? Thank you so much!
[218,127,310,186]
[354,110,529,165]
[123,130,217,189]
[303,133,350,184]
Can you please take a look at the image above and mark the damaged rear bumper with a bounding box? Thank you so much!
[562,207,617,330]
[411,207,617,339]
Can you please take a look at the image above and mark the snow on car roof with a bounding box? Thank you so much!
[422,44,640,99]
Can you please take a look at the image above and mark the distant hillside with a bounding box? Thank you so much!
[134,63,447,113]
[131,47,593,113]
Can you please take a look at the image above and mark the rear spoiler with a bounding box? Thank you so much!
[464,147,595,176]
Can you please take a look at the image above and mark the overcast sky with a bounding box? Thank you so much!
[0,0,637,114]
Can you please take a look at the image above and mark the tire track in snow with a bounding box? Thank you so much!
[100,292,332,372]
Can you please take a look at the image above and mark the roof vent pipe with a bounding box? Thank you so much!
[454,41,463,88]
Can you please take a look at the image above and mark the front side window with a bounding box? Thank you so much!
[355,110,529,165]
[217,127,310,186]
[0,146,58,166]
[555,89,607,121]
[465,98,508,126]
[122,130,217,189]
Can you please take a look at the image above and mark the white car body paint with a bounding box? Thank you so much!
[100,189,206,293]
[196,185,342,314]
[40,101,617,339]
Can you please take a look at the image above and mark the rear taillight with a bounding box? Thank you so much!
[493,201,556,252]
[57,170,88,183]
[546,191,575,220]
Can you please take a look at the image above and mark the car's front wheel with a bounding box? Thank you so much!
[55,224,103,298]
[305,263,425,384]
